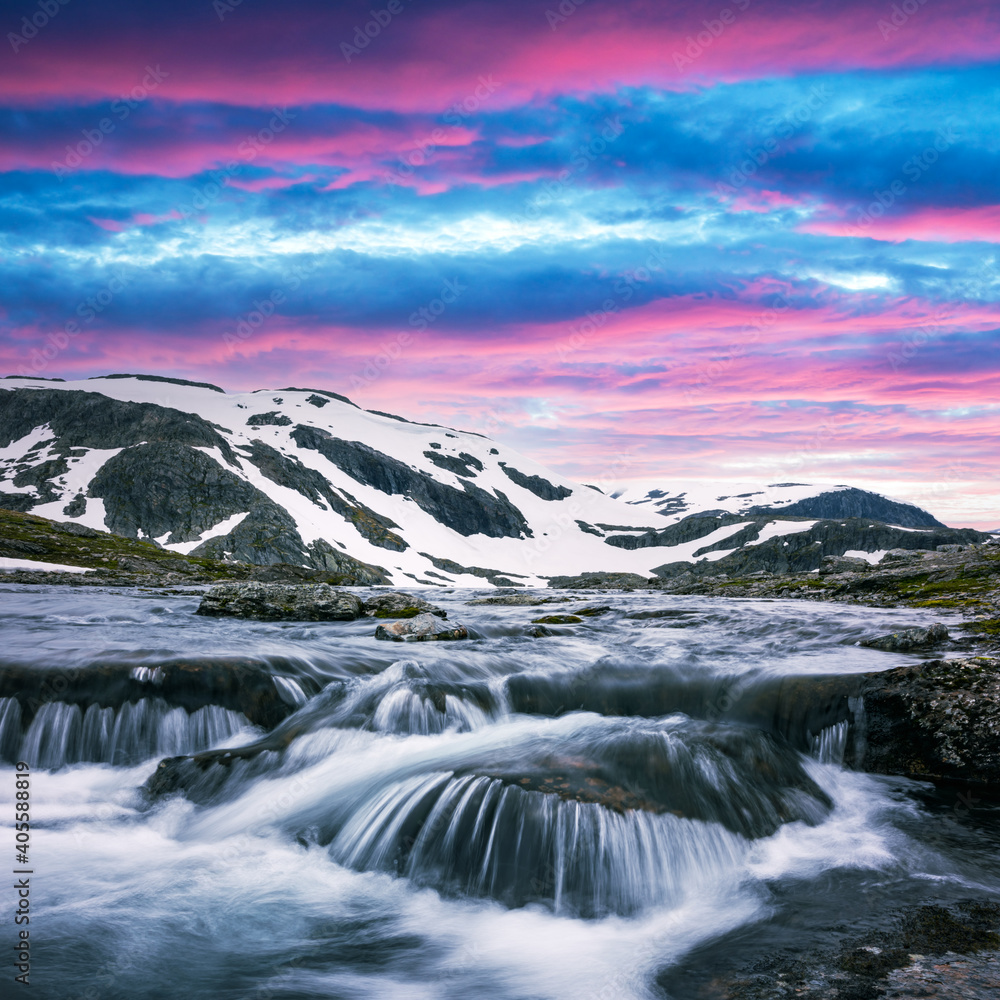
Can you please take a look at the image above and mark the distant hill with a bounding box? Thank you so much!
[0,376,986,586]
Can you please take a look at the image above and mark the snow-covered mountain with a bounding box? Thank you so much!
[0,375,982,586]
[613,481,945,528]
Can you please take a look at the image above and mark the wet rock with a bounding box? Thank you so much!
[696,900,1000,1000]
[467,594,558,606]
[857,656,1000,787]
[0,655,303,729]
[526,624,556,637]
[374,612,469,641]
[531,614,583,625]
[859,623,949,651]
[362,591,447,619]
[196,582,363,621]
[624,608,694,620]
[574,605,615,617]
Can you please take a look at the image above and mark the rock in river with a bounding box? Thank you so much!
[362,591,447,619]
[196,582,363,621]
[859,623,949,651]
[374,612,469,642]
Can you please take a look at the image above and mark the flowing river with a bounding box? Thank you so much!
[1,583,998,999]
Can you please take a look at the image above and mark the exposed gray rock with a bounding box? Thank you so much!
[859,623,949,651]
[651,519,989,579]
[90,441,261,543]
[418,552,529,586]
[604,513,744,550]
[196,583,364,621]
[374,613,469,641]
[423,450,483,477]
[0,387,239,466]
[747,486,946,528]
[498,462,572,501]
[240,439,406,551]
[362,591,447,618]
[546,572,655,589]
[279,387,358,408]
[61,493,87,517]
[305,540,391,585]
[856,656,1000,787]
[291,425,531,539]
[819,554,872,574]
[245,411,292,426]
[95,374,226,393]
[880,547,930,564]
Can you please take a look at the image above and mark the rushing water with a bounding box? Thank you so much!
[1,583,998,1000]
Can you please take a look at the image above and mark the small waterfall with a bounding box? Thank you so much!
[810,719,850,765]
[273,676,308,707]
[329,771,748,917]
[15,699,252,768]
[370,688,491,735]
[0,697,23,761]
[318,660,502,736]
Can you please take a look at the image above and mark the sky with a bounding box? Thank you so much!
[1,0,998,528]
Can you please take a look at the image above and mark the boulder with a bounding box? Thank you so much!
[859,623,949,651]
[857,656,1000,787]
[531,614,583,625]
[362,591,447,619]
[526,624,556,637]
[879,547,930,564]
[374,612,469,641]
[196,582,363,621]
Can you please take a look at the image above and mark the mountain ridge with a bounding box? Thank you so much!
[0,375,988,586]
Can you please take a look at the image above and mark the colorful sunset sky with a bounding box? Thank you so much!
[2,0,998,526]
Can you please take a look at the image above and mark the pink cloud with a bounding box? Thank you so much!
[800,205,1000,243]
[2,2,998,110]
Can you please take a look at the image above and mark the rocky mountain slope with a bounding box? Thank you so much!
[0,374,990,586]
[614,481,946,527]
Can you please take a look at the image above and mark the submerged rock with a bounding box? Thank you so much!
[859,623,949,651]
[196,582,363,621]
[466,594,558,606]
[531,614,583,625]
[526,624,557,637]
[362,591,447,619]
[374,612,469,641]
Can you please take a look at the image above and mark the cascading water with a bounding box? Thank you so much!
[1,583,997,1000]
[5,697,253,768]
